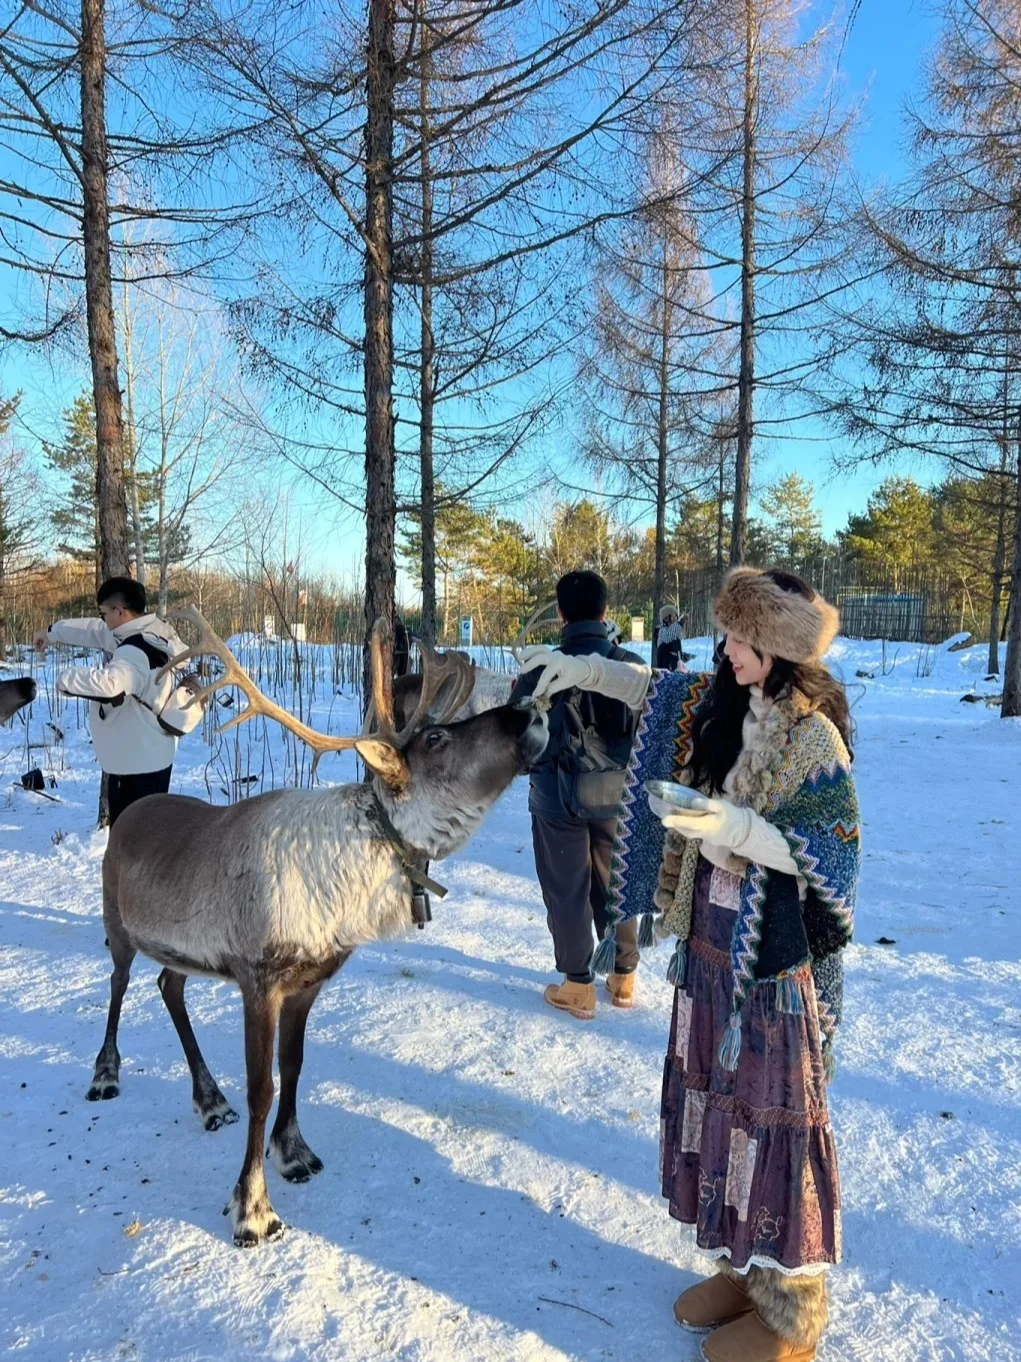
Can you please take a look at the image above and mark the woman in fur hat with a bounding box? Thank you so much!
[515,568,859,1362]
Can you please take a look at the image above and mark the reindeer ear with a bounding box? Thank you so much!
[354,739,409,791]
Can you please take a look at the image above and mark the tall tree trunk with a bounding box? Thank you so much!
[987,444,1008,675]
[731,0,757,566]
[653,245,670,659]
[158,339,170,614]
[1001,444,1021,716]
[81,0,129,582]
[363,0,397,702]
[121,271,146,586]
[418,3,437,646]
[717,434,726,570]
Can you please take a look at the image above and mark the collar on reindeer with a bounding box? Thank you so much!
[369,796,449,905]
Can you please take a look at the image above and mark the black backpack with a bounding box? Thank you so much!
[545,645,636,819]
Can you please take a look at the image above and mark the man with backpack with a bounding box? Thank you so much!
[34,577,189,825]
[516,570,642,1021]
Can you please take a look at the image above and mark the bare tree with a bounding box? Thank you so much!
[645,0,858,562]
[164,0,713,676]
[0,394,42,651]
[581,143,726,643]
[820,0,1021,713]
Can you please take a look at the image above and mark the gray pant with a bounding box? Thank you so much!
[531,814,639,983]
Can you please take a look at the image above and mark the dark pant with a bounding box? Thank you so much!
[107,766,173,826]
[531,813,639,983]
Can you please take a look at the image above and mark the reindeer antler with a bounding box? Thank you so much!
[369,629,476,746]
[510,598,559,664]
[163,605,390,775]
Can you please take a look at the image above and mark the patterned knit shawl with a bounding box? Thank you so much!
[605,670,860,1065]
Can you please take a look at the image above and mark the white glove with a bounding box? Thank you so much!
[514,645,651,708]
[514,645,597,703]
[648,791,752,849]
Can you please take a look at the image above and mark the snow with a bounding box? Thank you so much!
[1,634,1019,1361]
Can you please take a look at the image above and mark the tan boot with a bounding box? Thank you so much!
[674,1273,754,1333]
[605,972,636,1009]
[543,978,596,1020]
[701,1313,816,1362]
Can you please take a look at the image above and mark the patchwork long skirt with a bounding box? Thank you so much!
[660,855,842,1273]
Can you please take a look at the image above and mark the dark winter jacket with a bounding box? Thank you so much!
[525,619,642,822]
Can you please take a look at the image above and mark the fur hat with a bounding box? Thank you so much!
[714,567,838,663]
[659,605,677,626]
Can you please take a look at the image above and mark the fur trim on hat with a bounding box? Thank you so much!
[714,568,838,663]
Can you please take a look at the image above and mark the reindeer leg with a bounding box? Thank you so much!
[226,984,283,1247]
[268,982,325,1182]
[87,932,135,1101]
[157,969,240,1132]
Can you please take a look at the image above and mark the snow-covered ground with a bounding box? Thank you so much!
[1,634,1019,1361]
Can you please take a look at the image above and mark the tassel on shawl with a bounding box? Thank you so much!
[592,931,617,976]
[666,940,687,987]
[775,973,804,1016]
[638,912,656,950]
[718,1011,743,1071]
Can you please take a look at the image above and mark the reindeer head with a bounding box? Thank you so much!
[0,677,36,724]
[164,609,547,859]
[368,637,547,858]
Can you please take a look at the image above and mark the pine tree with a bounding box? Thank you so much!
[44,396,102,588]
[43,394,185,593]
[840,479,938,575]
[758,473,825,565]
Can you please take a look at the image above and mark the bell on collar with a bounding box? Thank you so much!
[412,885,432,929]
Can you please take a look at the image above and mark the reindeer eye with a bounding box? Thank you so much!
[425,730,445,749]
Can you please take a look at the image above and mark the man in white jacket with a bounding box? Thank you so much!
[34,577,186,824]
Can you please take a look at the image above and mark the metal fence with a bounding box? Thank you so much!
[669,560,970,645]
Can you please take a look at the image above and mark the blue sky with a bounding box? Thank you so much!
[765,0,942,532]
[0,0,945,589]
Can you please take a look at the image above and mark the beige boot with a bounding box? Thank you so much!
[543,978,596,1020]
[605,972,636,1009]
[674,1273,753,1333]
[701,1313,816,1362]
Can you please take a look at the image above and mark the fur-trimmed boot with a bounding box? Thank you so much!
[701,1266,828,1362]
[673,1271,753,1332]
[543,978,596,1020]
[605,972,636,1009]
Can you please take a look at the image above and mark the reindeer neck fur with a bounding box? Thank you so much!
[250,783,418,953]
[372,777,489,862]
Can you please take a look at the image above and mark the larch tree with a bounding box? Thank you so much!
[581,139,726,649]
[656,0,858,563]
[822,0,1021,712]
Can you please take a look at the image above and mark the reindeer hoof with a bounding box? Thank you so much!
[197,1094,240,1132]
[86,1082,119,1101]
[233,1214,284,1248]
[205,1108,240,1132]
[268,1126,324,1182]
[280,1154,323,1184]
[87,1066,120,1101]
[225,1185,284,1247]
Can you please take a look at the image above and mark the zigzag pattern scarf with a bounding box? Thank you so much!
[604,670,860,1069]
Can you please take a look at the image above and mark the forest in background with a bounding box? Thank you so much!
[2,0,1021,706]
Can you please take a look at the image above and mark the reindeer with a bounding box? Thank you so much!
[89,609,547,1246]
[0,677,36,723]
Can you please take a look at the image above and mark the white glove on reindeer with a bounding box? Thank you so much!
[514,645,651,708]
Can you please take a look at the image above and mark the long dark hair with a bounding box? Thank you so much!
[688,570,852,794]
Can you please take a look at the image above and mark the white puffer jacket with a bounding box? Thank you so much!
[52,613,187,775]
